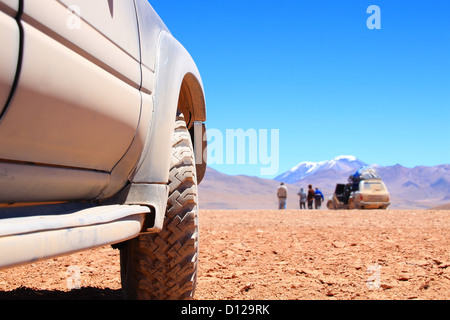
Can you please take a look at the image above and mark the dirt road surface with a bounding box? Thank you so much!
[0,209,448,300]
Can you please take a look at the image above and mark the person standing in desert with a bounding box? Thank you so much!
[297,187,307,209]
[314,187,324,209]
[277,183,288,210]
[307,184,315,209]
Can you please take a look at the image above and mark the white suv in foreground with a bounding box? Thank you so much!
[0,0,207,299]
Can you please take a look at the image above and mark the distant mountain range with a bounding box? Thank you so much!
[198,156,450,210]
[274,155,367,183]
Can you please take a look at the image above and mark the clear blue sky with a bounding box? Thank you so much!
[150,0,450,178]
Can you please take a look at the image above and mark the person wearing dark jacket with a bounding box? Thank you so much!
[307,185,315,209]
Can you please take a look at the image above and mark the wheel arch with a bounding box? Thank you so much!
[132,30,206,185]
[178,72,206,129]
[179,73,207,184]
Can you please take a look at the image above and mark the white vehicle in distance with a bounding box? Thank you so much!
[0,0,207,300]
[327,168,390,210]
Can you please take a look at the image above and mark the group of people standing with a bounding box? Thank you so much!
[297,184,324,209]
[277,183,324,210]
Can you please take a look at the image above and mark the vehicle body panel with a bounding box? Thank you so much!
[58,0,141,64]
[0,21,142,170]
[0,0,145,202]
[134,0,167,72]
[0,162,109,203]
[0,0,18,12]
[0,0,20,116]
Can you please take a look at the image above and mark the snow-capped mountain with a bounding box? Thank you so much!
[275,155,367,184]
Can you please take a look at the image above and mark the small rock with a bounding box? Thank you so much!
[319,276,335,285]
[326,291,334,296]
[332,241,346,248]
[240,283,254,292]
[419,281,430,290]
[397,276,410,281]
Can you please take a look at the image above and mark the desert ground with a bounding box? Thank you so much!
[0,209,448,300]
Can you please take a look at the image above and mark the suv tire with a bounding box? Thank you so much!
[120,114,199,300]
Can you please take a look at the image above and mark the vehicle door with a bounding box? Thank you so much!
[0,0,20,117]
[0,0,142,173]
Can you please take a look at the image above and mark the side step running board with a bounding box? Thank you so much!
[0,203,150,270]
